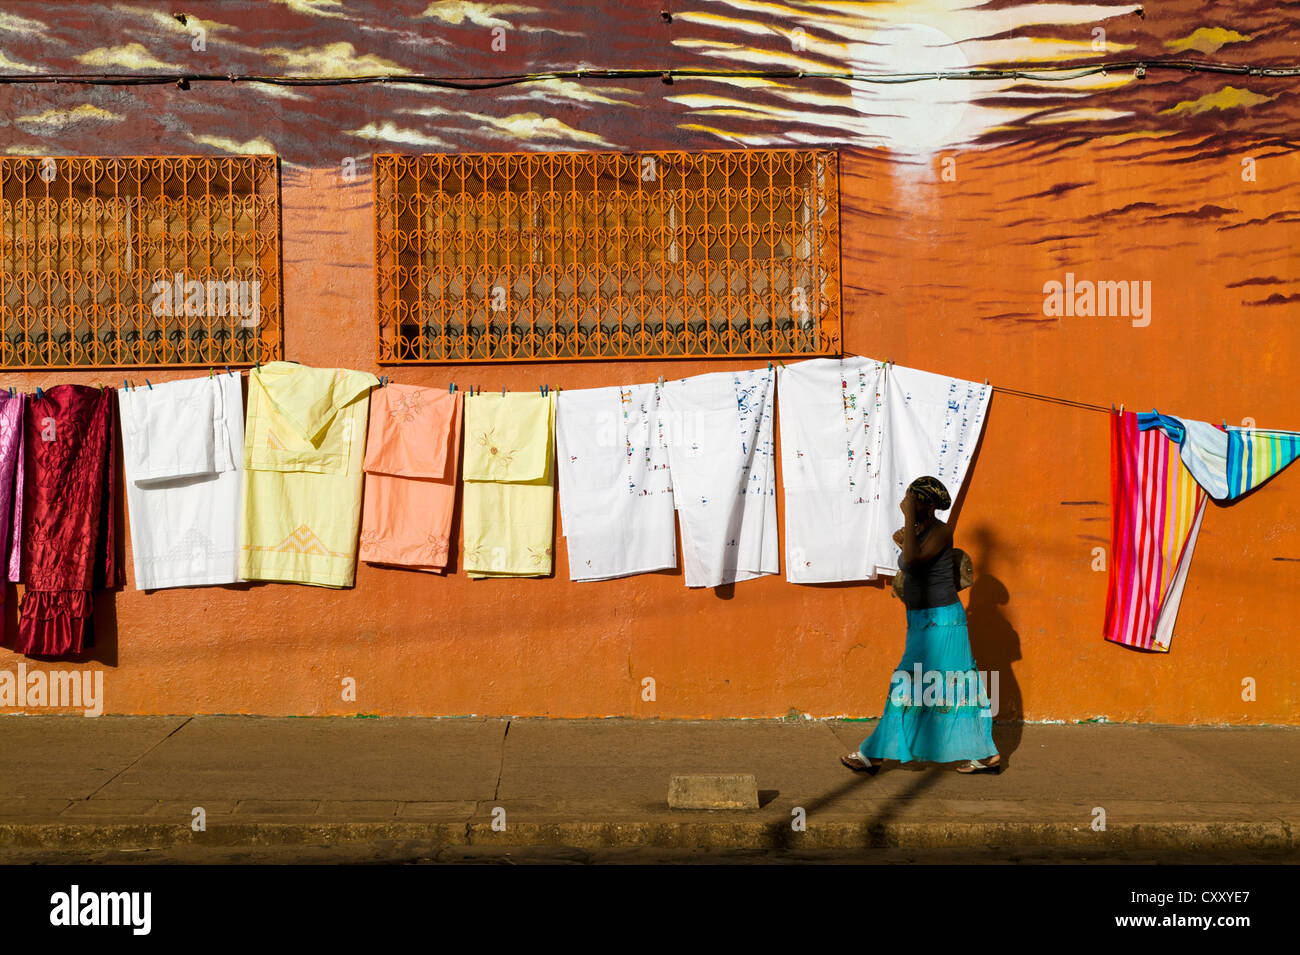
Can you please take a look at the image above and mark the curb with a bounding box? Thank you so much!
[0,820,1293,853]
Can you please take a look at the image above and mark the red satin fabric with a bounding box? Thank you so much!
[16,386,121,657]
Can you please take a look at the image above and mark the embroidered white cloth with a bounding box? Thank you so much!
[660,368,777,588]
[118,374,243,590]
[778,357,888,583]
[556,383,676,581]
[869,362,991,578]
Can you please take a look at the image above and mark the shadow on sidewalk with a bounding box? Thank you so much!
[764,765,947,849]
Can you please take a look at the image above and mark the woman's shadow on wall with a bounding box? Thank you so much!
[964,524,1023,761]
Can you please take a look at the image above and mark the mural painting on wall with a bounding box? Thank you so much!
[0,2,1292,328]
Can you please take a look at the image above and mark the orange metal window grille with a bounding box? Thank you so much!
[375,149,841,363]
[0,156,281,368]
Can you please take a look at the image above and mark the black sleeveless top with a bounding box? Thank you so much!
[900,524,959,610]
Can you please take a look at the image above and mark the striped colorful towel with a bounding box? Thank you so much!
[1223,428,1300,500]
[1140,411,1300,502]
[1104,410,1208,653]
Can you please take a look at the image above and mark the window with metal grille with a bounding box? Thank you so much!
[0,156,281,368]
[375,149,840,363]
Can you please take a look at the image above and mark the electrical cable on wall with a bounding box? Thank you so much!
[0,59,1297,89]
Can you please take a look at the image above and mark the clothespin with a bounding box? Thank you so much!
[1119,403,1125,413]
[146,379,153,390]
[767,361,772,371]
[657,375,664,388]
[36,387,43,399]
[501,385,506,397]
[449,383,455,393]
[225,366,232,377]
[123,379,129,391]
[984,377,989,386]
[208,367,213,379]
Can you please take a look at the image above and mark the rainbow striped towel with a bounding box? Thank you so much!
[1139,412,1300,502]
[1105,411,1207,653]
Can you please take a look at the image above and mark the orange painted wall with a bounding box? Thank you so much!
[1,141,1296,724]
[0,0,1297,724]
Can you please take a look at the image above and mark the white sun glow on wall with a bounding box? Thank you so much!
[848,23,972,156]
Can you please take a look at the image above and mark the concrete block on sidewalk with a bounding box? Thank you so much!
[668,774,759,810]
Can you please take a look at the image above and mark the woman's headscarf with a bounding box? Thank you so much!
[907,475,951,511]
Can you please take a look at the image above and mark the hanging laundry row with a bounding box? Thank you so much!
[0,359,995,648]
[9,358,1288,661]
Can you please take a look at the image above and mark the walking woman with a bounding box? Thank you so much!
[840,476,1001,775]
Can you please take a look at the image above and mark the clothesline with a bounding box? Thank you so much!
[839,350,1111,414]
[11,361,1107,412]
[7,354,1293,429]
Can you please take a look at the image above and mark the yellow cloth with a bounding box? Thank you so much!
[240,362,378,588]
[462,393,555,578]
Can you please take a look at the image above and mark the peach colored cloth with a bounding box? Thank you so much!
[359,385,462,573]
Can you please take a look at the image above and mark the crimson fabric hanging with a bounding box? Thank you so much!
[16,385,122,657]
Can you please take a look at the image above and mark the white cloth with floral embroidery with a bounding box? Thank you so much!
[660,368,777,588]
[556,383,676,582]
[118,374,243,590]
[868,363,992,577]
[778,357,888,583]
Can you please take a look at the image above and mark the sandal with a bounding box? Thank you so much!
[840,752,881,775]
[955,754,1002,774]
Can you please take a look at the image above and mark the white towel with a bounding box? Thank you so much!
[869,363,991,578]
[120,379,216,482]
[778,357,888,582]
[556,383,676,581]
[661,367,777,588]
[118,375,243,590]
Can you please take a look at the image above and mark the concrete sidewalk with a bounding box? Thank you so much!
[0,717,1296,860]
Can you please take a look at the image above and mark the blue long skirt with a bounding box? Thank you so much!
[859,600,998,763]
